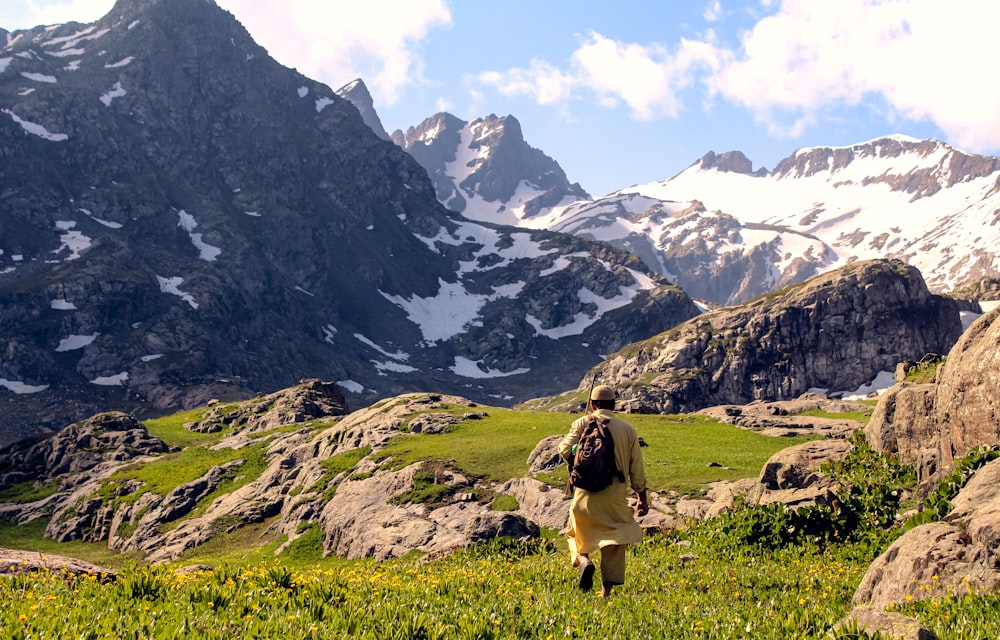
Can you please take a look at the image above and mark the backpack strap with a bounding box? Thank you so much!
[596,417,625,484]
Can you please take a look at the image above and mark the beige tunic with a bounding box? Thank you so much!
[558,409,647,557]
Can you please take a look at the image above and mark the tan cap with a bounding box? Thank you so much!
[590,385,615,401]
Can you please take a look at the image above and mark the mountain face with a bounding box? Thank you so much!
[610,137,1000,302]
[389,112,590,226]
[533,259,965,414]
[0,0,700,446]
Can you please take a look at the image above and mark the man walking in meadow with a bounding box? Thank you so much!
[559,384,649,598]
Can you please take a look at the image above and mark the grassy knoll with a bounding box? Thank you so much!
[375,407,817,492]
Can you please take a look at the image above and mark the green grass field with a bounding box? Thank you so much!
[375,407,817,493]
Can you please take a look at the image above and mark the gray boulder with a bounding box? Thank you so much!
[865,306,1000,484]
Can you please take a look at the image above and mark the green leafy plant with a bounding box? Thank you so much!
[905,444,1000,529]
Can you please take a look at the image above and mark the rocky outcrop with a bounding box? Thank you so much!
[692,440,852,518]
[0,412,171,489]
[698,395,868,439]
[539,260,961,415]
[185,379,348,436]
[864,383,940,480]
[865,307,1000,483]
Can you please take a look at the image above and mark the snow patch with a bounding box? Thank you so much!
[104,56,133,68]
[54,220,91,260]
[50,299,77,310]
[372,360,418,375]
[79,208,123,229]
[157,275,198,309]
[337,379,365,394]
[3,109,68,141]
[355,334,409,361]
[0,379,49,394]
[177,210,222,261]
[322,324,337,343]
[315,97,334,112]
[297,86,309,98]
[21,72,57,83]
[451,356,530,379]
[100,81,126,106]
[56,333,99,352]
[91,372,128,386]
[381,279,488,343]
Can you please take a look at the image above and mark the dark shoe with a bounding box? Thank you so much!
[578,558,595,591]
[599,581,614,598]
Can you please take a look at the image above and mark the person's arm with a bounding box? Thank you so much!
[558,417,585,462]
[635,489,649,517]
[628,428,649,516]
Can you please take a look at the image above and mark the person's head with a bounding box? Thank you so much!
[589,384,615,411]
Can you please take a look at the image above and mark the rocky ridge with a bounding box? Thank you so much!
[384,103,1000,306]
[531,259,964,415]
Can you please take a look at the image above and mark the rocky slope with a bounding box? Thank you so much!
[531,259,964,414]
[0,382,545,562]
[0,0,699,446]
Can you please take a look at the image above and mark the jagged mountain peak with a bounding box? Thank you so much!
[393,110,589,226]
[695,150,766,176]
[336,78,390,141]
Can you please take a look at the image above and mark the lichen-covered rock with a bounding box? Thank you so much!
[933,308,1000,474]
[854,462,1000,611]
[853,522,1000,610]
[746,439,851,508]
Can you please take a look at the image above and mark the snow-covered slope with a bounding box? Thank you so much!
[620,136,1000,295]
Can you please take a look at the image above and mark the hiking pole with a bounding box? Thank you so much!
[565,371,600,497]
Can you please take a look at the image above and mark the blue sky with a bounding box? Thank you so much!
[4,0,999,197]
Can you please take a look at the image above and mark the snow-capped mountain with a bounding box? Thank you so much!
[371,83,1000,305]
[390,111,590,227]
[614,137,1000,300]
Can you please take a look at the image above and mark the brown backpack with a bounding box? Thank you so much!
[570,417,624,492]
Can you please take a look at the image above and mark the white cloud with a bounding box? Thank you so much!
[5,0,113,30]
[473,30,720,121]
[708,0,1000,150]
[216,0,451,106]
[476,59,576,106]
[573,32,721,120]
